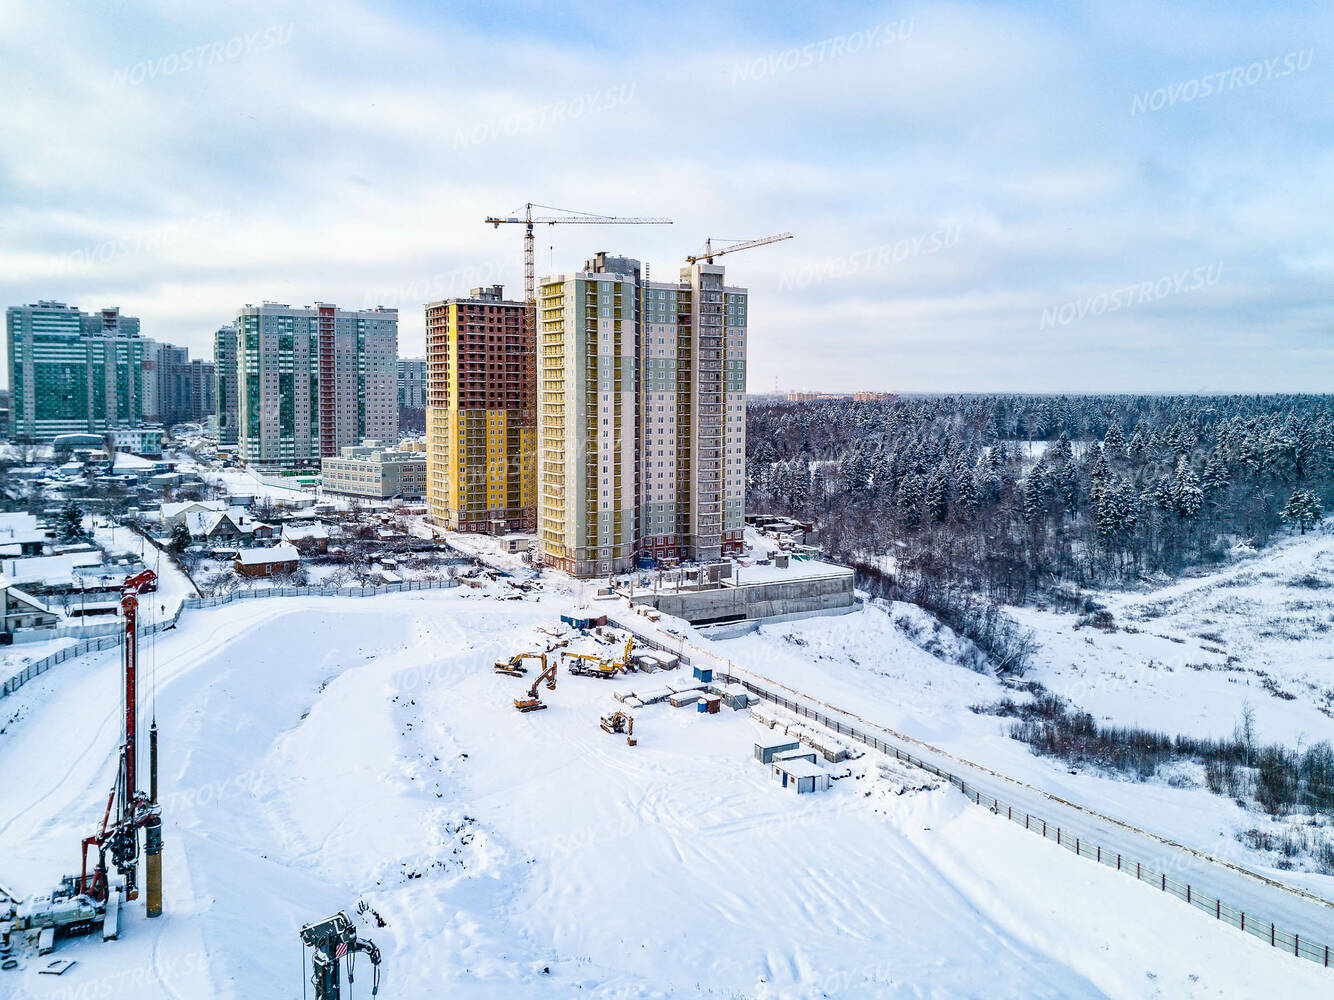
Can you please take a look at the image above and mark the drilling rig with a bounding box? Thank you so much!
[300,911,382,999]
[6,569,164,945]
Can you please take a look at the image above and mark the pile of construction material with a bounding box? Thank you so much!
[750,706,855,763]
[612,675,747,714]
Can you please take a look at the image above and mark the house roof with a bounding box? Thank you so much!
[282,523,329,541]
[1,552,104,586]
[773,758,826,779]
[235,544,300,566]
[162,500,228,520]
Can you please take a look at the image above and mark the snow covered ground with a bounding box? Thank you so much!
[2,582,1331,997]
[90,519,197,619]
[1013,522,1334,742]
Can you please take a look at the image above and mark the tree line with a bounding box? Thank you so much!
[747,394,1333,604]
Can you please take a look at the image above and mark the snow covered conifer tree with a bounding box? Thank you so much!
[1280,489,1322,534]
[1103,423,1126,457]
[1172,456,1203,520]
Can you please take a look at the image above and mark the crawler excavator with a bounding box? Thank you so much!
[600,710,637,746]
[514,656,558,712]
[493,651,545,677]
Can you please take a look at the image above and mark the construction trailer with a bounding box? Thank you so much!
[754,738,801,764]
[771,758,831,794]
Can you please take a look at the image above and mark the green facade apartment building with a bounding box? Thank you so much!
[235,301,398,468]
[6,301,145,441]
[214,324,239,445]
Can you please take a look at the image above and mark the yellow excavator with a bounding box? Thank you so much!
[514,657,558,712]
[494,651,545,677]
[600,710,637,746]
[612,636,635,672]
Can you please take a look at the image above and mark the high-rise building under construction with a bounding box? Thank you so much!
[424,285,536,533]
[536,253,747,577]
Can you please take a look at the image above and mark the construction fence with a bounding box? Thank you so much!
[1,578,461,698]
[610,616,1334,974]
[725,675,1334,973]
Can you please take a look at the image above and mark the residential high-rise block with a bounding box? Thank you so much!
[6,301,146,441]
[236,302,398,467]
[424,285,535,533]
[535,254,748,577]
[537,259,638,576]
[214,324,239,444]
[398,358,426,409]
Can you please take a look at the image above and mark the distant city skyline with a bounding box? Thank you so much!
[2,1,1330,392]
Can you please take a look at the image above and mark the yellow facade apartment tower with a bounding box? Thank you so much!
[425,285,535,533]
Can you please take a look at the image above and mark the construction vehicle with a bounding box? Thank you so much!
[300,910,382,999]
[514,656,558,712]
[493,651,545,677]
[600,711,637,746]
[561,650,619,679]
[5,570,164,949]
[485,202,672,307]
[611,636,635,672]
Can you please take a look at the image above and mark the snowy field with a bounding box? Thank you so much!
[2,583,1331,997]
[1014,522,1334,741]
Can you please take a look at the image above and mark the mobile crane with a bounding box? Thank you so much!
[300,910,382,999]
[561,650,616,678]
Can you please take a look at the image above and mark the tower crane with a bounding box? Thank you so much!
[484,203,673,305]
[685,233,793,265]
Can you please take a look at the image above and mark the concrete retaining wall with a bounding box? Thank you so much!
[637,572,855,625]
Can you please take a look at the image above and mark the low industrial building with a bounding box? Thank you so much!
[321,440,427,499]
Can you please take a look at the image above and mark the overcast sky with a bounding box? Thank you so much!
[2,0,1330,393]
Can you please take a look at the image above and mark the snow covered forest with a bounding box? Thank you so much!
[747,395,1333,610]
